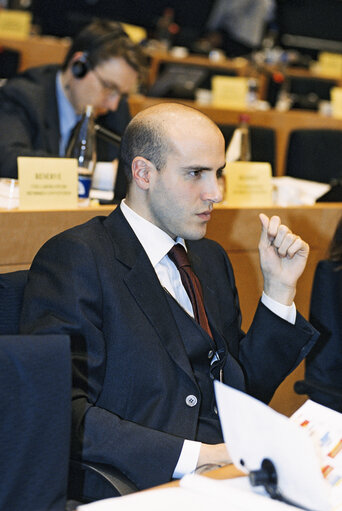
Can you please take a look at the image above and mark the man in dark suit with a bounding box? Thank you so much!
[20,103,319,501]
[0,19,145,198]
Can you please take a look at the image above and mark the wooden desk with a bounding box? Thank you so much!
[1,203,342,415]
[146,50,250,88]
[0,34,70,71]
[129,94,342,177]
[161,464,243,489]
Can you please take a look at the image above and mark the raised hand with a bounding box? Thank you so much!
[258,213,309,305]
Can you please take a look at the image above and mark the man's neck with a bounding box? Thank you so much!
[60,70,76,112]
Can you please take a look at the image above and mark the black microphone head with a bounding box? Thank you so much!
[294,380,309,395]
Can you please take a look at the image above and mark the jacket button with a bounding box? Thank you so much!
[185,395,198,407]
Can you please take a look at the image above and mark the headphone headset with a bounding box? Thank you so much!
[71,26,128,79]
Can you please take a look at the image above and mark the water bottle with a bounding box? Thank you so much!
[66,104,97,205]
[221,114,251,201]
[237,114,251,162]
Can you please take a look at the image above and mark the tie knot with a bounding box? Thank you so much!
[168,244,190,269]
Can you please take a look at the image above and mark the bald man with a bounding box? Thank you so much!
[20,103,319,501]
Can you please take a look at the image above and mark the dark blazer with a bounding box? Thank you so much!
[20,207,318,495]
[305,259,342,412]
[0,65,130,197]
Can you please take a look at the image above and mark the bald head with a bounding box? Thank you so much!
[119,103,223,183]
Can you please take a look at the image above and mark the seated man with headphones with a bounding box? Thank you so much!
[0,19,146,199]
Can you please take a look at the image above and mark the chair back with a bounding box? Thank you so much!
[218,124,276,175]
[305,259,342,412]
[0,334,71,511]
[286,129,342,183]
[0,270,28,334]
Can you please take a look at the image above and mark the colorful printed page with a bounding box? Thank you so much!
[291,400,342,510]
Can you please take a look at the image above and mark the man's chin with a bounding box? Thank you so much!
[183,226,207,241]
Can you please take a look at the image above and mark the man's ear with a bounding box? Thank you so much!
[131,156,155,190]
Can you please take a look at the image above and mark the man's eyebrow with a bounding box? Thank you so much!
[180,164,226,172]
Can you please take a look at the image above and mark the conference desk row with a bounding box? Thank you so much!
[128,94,342,177]
[2,34,342,178]
[1,203,342,416]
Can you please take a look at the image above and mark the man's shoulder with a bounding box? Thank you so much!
[49,214,109,244]
[0,65,58,99]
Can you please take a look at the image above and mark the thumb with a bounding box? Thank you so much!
[259,213,271,245]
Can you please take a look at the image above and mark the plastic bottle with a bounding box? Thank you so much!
[225,114,252,163]
[66,104,97,205]
[155,7,179,50]
[237,114,251,161]
[220,114,252,200]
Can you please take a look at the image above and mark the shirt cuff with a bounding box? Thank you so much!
[172,440,202,479]
[261,291,296,325]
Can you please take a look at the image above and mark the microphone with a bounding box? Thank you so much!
[94,124,121,146]
[294,379,342,399]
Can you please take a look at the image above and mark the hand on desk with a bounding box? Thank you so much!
[197,442,232,471]
[258,214,309,306]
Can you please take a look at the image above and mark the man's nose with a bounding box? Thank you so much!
[203,176,223,203]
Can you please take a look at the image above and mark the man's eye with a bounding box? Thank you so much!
[189,170,201,177]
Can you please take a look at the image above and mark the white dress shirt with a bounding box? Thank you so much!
[120,199,296,478]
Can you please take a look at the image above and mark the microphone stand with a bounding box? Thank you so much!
[249,458,315,511]
[94,123,122,146]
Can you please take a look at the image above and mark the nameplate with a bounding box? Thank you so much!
[18,157,78,210]
[331,87,342,119]
[225,162,273,206]
[121,23,147,43]
[0,9,32,39]
[317,52,342,78]
[211,76,248,109]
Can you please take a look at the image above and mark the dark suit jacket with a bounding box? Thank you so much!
[20,207,318,494]
[305,259,342,412]
[0,65,130,198]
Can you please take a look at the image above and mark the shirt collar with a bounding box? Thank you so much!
[55,71,81,155]
[120,199,186,267]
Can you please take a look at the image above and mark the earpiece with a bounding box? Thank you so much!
[71,53,91,78]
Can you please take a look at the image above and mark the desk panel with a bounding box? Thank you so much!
[0,34,70,71]
[1,203,342,415]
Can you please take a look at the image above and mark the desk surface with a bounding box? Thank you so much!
[158,464,243,490]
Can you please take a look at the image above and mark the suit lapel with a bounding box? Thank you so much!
[44,69,61,155]
[103,208,195,382]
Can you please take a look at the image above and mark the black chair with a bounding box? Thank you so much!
[299,259,342,412]
[0,270,27,334]
[0,333,72,511]
[285,129,342,183]
[0,270,138,507]
[218,124,276,175]
[0,47,20,79]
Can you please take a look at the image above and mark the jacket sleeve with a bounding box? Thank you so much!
[216,243,320,404]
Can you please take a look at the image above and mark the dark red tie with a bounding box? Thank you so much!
[168,244,213,339]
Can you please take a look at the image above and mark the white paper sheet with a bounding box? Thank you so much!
[214,381,331,511]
